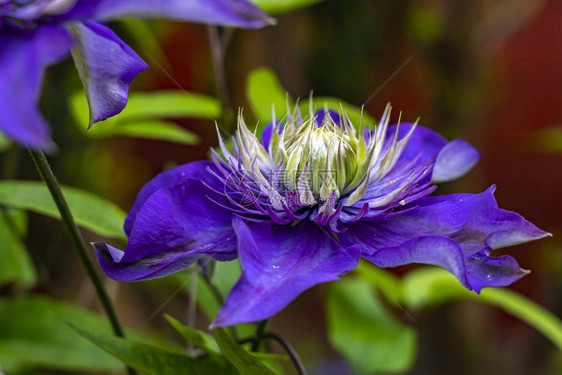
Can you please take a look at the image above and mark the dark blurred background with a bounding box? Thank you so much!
[6,0,562,374]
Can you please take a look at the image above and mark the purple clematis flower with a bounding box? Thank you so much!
[0,0,273,150]
[94,103,550,326]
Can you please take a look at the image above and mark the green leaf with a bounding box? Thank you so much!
[299,96,377,130]
[403,267,562,351]
[0,296,122,373]
[246,67,292,124]
[165,315,221,357]
[71,90,220,145]
[251,0,326,15]
[0,209,36,289]
[165,315,287,374]
[98,120,200,145]
[0,180,127,240]
[214,328,277,375]
[327,278,417,373]
[71,323,235,375]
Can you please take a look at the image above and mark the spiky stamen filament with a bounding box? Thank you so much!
[212,102,424,227]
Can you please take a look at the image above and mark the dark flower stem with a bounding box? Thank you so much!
[251,318,270,352]
[239,332,308,375]
[27,149,136,375]
[207,25,235,133]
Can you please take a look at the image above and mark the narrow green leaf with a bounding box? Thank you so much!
[73,90,221,125]
[0,209,36,289]
[71,90,220,145]
[327,278,417,373]
[403,267,562,351]
[70,323,234,375]
[246,67,292,124]
[214,328,277,375]
[165,314,287,373]
[251,0,326,14]
[165,315,221,356]
[0,180,126,240]
[0,296,122,373]
[98,120,200,145]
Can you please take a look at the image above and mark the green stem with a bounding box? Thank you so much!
[28,149,136,375]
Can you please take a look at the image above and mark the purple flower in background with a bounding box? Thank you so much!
[0,0,273,150]
[94,103,550,326]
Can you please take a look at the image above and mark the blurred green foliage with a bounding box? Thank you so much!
[0,296,123,373]
[251,0,326,15]
[0,180,127,240]
[327,277,417,373]
[71,90,221,145]
[0,209,36,289]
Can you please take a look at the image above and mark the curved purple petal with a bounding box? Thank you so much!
[432,139,480,183]
[365,237,528,293]
[386,123,479,183]
[0,25,72,149]
[1,0,51,20]
[94,242,207,281]
[213,218,360,326]
[343,186,549,291]
[124,160,219,236]
[59,0,274,28]
[95,178,235,281]
[465,248,530,292]
[69,21,149,126]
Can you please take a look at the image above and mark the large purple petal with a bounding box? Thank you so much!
[124,161,219,236]
[59,0,274,28]
[95,178,235,281]
[213,218,360,326]
[344,186,549,292]
[69,21,148,126]
[0,25,72,149]
[387,123,479,183]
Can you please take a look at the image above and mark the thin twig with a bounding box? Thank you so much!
[27,149,136,375]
